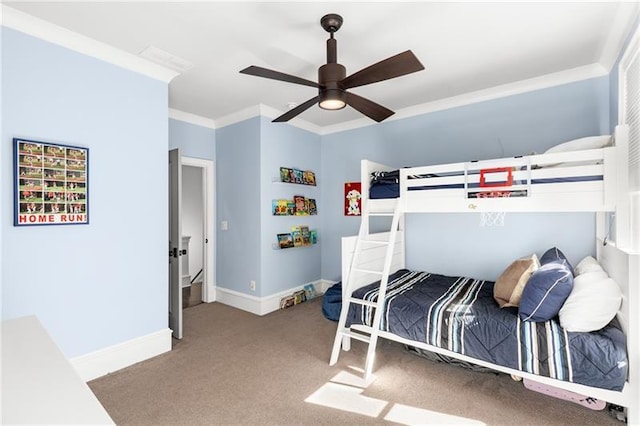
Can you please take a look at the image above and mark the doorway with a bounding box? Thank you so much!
[181,156,215,306]
[169,152,215,339]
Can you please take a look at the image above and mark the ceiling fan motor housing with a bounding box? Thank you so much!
[318,62,346,109]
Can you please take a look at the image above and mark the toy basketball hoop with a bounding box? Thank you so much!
[465,166,519,226]
[477,190,511,227]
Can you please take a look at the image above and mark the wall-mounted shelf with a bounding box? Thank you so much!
[276,166,316,186]
[272,196,317,216]
[271,177,319,187]
[275,226,317,249]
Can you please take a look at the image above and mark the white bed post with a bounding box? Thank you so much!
[614,126,630,249]
[628,253,639,426]
[616,124,638,425]
[599,125,638,424]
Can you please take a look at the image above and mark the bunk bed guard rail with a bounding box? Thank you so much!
[398,148,613,213]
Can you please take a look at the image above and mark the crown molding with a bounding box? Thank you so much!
[191,62,609,136]
[213,104,322,134]
[320,63,609,135]
[258,105,323,134]
[1,5,179,83]
[169,108,216,129]
[213,105,262,129]
[598,2,640,72]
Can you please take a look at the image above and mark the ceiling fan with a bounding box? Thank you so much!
[240,13,425,123]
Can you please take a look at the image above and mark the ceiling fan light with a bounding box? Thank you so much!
[319,99,346,110]
[319,89,347,110]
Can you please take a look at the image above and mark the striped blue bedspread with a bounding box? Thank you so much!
[347,269,627,391]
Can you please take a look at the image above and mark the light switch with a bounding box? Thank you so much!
[221,220,228,231]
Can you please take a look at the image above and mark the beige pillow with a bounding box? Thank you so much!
[494,254,540,308]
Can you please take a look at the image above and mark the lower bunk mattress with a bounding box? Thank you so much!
[346,269,628,391]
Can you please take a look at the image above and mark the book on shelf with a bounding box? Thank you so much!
[300,225,311,246]
[310,229,318,245]
[272,199,290,216]
[286,200,296,215]
[303,170,316,186]
[280,167,292,183]
[277,233,294,249]
[307,198,317,215]
[294,195,308,215]
[290,226,303,247]
[292,169,304,184]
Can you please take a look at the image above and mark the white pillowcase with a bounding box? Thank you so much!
[574,255,605,276]
[559,270,622,332]
[545,135,612,154]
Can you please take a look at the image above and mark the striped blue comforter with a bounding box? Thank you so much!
[347,269,627,391]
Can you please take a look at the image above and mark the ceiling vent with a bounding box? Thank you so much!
[139,45,194,73]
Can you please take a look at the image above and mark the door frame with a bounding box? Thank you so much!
[181,156,216,303]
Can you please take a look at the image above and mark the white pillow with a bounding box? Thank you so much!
[574,255,604,276]
[559,270,622,332]
[573,256,604,276]
[545,135,612,154]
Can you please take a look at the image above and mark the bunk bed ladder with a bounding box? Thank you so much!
[329,199,403,380]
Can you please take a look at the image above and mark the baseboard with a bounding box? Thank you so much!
[70,328,172,382]
[216,279,336,316]
[316,279,337,293]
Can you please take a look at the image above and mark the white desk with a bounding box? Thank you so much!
[1,316,114,424]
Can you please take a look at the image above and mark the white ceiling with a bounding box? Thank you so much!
[5,2,639,129]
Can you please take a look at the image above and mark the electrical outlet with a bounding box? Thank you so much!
[250,280,256,291]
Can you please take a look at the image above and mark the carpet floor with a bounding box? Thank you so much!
[89,298,622,425]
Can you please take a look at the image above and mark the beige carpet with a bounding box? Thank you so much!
[89,299,621,425]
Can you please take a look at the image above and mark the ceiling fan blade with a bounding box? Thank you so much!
[272,96,320,122]
[346,92,394,122]
[240,65,319,88]
[340,50,424,90]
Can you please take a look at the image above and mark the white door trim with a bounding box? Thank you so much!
[181,156,216,303]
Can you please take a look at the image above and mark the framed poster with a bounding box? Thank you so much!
[344,182,362,216]
[14,138,89,226]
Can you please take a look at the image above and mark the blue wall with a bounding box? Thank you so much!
[1,28,169,357]
[169,118,215,160]
[215,116,322,298]
[215,117,261,295]
[321,77,610,282]
[260,117,321,296]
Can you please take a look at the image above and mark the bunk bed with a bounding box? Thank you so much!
[331,125,638,423]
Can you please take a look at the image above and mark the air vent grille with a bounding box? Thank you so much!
[139,45,194,73]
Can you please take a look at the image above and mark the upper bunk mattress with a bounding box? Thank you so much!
[346,269,627,391]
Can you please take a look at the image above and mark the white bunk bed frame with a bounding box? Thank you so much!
[336,125,639,423]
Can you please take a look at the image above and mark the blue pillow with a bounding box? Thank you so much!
[519,262,574,322]
[540,247,575,276]
[322,282,342,321]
